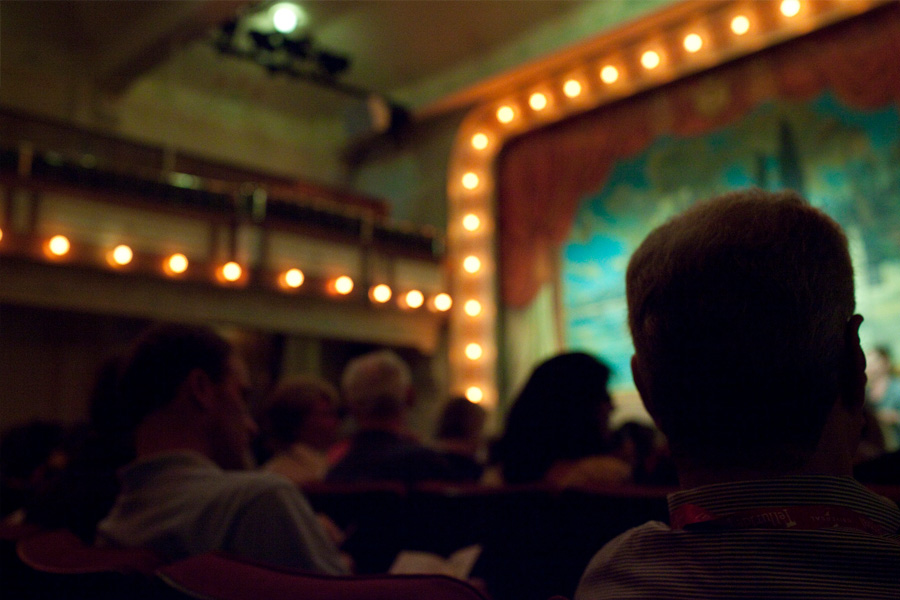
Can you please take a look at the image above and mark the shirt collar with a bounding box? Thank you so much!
[668,475,900,534]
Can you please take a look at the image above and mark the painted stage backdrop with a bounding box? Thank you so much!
[562,91,900,391]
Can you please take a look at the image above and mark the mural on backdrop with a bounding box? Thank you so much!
[563,91,900,392]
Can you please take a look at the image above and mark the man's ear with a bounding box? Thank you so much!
[631,354,661,427]
[841,314,866,411]
[185,368,217,411]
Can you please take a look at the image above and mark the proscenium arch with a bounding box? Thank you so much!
[444,0,892,424]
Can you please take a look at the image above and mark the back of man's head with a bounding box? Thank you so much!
[119,322,233,430]
[626,189,855,469]
[341,350,412,424]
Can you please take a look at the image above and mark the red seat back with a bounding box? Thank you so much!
[157,552,490,600]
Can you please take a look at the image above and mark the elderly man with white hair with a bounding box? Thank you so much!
[326,350,454,484]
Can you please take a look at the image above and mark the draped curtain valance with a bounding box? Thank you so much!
[497,3,900,308]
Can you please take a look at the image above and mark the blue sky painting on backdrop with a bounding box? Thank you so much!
[562,91,900,391]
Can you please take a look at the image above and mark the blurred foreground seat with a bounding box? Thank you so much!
[156,551,491,600]
[15,528,170,599]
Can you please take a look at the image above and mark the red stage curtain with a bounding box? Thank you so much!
[498,3,900,308]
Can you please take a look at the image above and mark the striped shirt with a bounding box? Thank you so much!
[575,476,900,599]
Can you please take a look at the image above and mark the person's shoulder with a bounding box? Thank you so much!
[220,469,300,499]
[576,521,669,600]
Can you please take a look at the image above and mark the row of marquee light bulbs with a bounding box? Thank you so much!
[462,0,812,155]
[449,0,823,406]
[4,227,485,315]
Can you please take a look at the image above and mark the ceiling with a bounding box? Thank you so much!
[1,0,675,125]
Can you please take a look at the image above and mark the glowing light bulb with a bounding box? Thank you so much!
[462,172,480,190]
[464,300,482,317]
[641,50,661,70]
[271,2,305,33]
[471,133,489,150]
[405,289,425,309]
[497,105,515,123]
[463,256,482,274]
[48,235,70,257]
[465,343,483,360]
[335,276,354,295]
[684,33,703,53]
[433,293,452,312]
[167,253,189,275]
[731,15,750,35]
[462,213,481,232]
[222,261,242,282]
[780,0,801,17]
[283,268,304,288]
[111,244,133,266]
[370,284,392,303]
[0,227,4,243]
[466,386,484,403]
[563,79,582,98]
[529,92,548,111]
[600,65,619,84]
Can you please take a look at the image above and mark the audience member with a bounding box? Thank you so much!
[326,350,455,484]
[865,346,900,451]
[96,322,347,573]
[492,352,631,488]
[260,375,342,486]
[576,189,900,599]
[433,396,488,482]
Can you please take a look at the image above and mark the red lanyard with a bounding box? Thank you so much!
[671,503,891,536]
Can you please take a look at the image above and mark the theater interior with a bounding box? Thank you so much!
[2,1,900,598]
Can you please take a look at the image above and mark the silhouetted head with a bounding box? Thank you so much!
[626,188,860,471]
[341,350,412,427]
[120,322,254,470]
[499,352,614,484]
[263,375,340,452]
[436,396,487,443]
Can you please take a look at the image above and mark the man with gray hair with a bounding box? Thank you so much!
[326,350,454,483]
[576,189,899,599]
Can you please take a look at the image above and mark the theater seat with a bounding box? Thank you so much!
[17,529,163,575]
[156,551,491,600]
[15,529,167,599]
